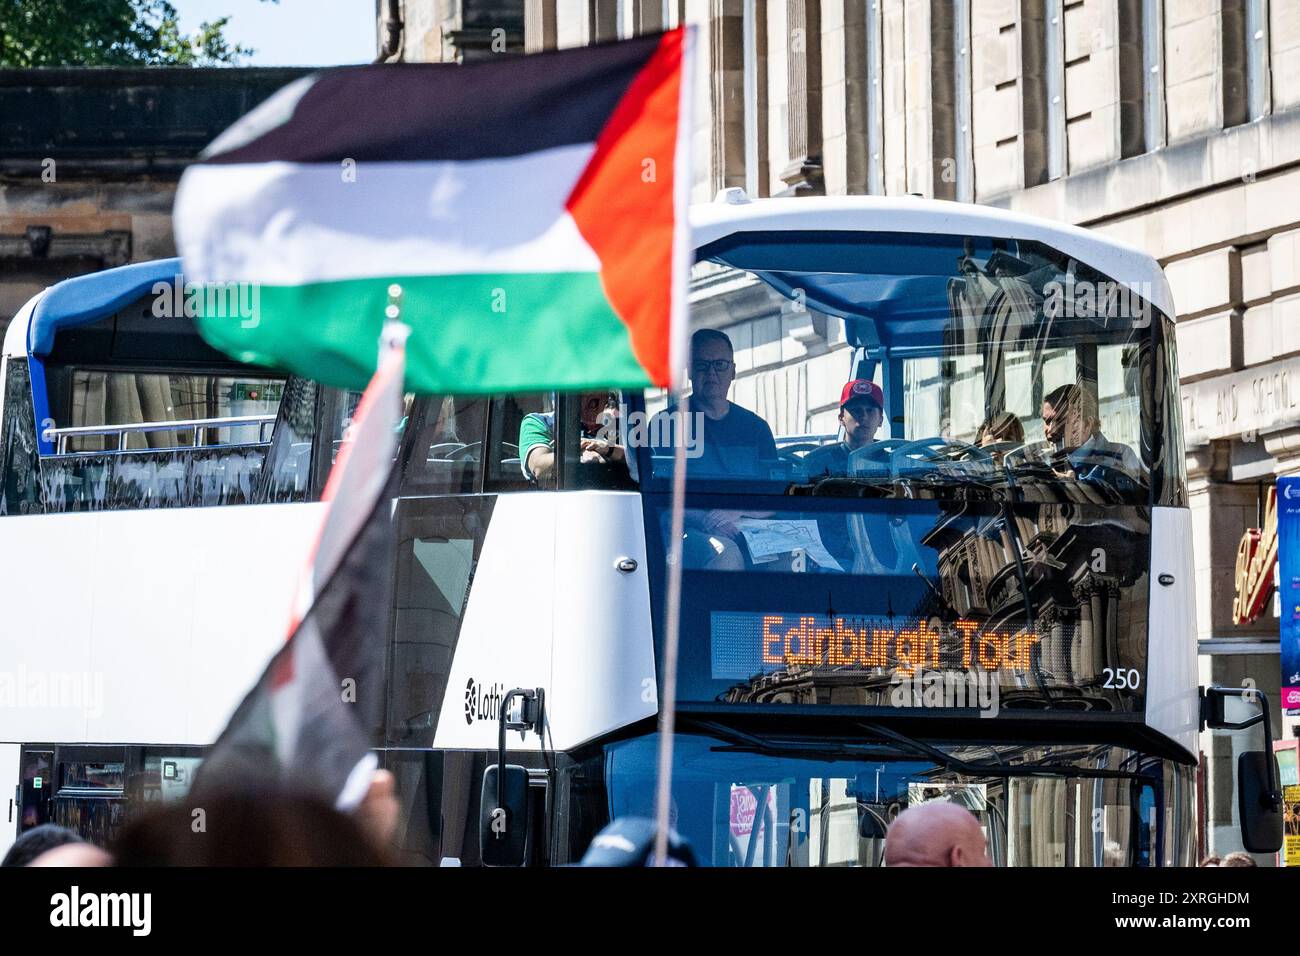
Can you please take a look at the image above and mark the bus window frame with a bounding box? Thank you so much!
[395,394,491,498]
[42,362,283,447]
[1149,314,1187,509]
[477,391,640,494]
[484,392,554,493]
[0,356,42,516]
[17,742,209,844]
[254,375,326,505]
[556,390,640,492]
[311,385,350,499]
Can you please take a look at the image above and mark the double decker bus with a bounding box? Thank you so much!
[0,195,1281,865]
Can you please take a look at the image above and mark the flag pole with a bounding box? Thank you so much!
[652,389,689,866]
[383,283,410,355]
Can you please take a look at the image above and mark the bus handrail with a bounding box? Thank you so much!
[43,439,273,462]
[43,414,277,455]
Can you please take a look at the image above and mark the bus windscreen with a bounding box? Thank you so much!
[646,497,1150,716]
[637,230,1177,720]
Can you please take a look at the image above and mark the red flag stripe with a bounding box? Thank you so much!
[565,28,685,388]
[274,328,406,689]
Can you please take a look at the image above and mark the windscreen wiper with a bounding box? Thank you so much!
[786,475,892,497]
[679,715,1150,781]
[997,503,1055,706]
[854,720,1147,781]
[788,473,1001,498]
[686,717,908,760]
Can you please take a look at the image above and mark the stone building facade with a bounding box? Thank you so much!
[381,0,526,60]
[0,68,311,335]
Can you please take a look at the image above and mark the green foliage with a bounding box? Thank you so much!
[0,0,273,67]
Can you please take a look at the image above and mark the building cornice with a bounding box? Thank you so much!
[985,107,1300,235]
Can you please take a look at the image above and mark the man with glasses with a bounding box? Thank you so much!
[651,328,778,569]
[654,328,777,475]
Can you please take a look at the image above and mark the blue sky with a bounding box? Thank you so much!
[173,0,376,66]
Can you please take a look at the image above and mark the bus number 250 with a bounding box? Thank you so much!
[1102,668,1141,691]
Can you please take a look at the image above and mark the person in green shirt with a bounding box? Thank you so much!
[519,391,628,486]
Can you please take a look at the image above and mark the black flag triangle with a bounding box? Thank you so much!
[193,324,406,808]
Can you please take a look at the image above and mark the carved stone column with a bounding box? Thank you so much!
[842,0,869,195]
[524,0,556,52]
[1186,439,1235,645]
[776,0,824,196]
[711,0,747,192]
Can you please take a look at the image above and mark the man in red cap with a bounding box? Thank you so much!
[803,379,885,476]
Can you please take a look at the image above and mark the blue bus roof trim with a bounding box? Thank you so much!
[28,258,182,357]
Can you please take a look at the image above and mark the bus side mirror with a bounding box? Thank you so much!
[479,764,531,866]
[1202,686,1229,729]
[1237,751,1284,854]
[479,687,545,867]
[1201,685,1284,855]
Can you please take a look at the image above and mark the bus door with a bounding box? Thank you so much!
[51,747,127,847]
[0,744,19,858]
[16,747,54,836]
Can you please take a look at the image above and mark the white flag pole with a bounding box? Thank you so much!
[651,23,697,867]
[652,389,689,866]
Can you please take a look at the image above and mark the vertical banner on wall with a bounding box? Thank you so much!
[1284,785,1300,867]
[1278,478,1300,712]
[1276,741,1299,866]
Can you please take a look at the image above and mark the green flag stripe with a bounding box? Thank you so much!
[195,272,652,394]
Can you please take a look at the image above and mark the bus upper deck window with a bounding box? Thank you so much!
[399,395,487,496]
[488,393,554,492]
[558,390,636,491]
[260,376,319,504]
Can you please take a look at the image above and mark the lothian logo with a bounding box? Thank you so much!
[464,677,476,724]
[464,677,504,725]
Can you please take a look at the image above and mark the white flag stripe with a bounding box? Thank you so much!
[336,752,380,812]
[175,145,601,286]
[270,615,318,766]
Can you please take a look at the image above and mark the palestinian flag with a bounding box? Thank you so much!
[192,328,405,810]
[175,29,693,394]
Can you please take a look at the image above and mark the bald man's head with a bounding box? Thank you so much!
[27,843,112,867]
[883,801,992,867]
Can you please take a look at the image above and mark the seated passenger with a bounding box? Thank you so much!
[975,410,1025,463]
[1041,383,1141,478]
[429,395,458,444]
[651,328,778,475]
[802,380,884,477]
[519,390,630,487]
[651,328,778,569]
